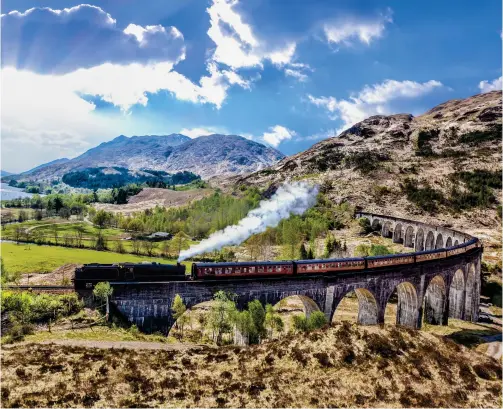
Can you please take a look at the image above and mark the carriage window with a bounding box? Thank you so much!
[258,267,264,273]
[250,267,255,273]
[235,268,241,274]
[268,266,273,272]
[225,268,232,274]
[277,266,282,272]
[216,268,222,274]
[243,268,247,273]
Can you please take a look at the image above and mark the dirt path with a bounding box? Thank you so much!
[2,339,206,351]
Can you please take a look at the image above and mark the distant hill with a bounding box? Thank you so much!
[16,134,284,181]
[61,167,200,189]
[22,158,70,175]
[0,170,14,177]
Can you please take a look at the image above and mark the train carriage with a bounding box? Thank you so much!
[296,258,365,274]
[366,253,416,269]
[192,261,294,279]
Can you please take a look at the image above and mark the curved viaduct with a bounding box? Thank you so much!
[110,212,482,335]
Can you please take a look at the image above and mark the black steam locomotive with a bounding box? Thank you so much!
[74,262,187,289]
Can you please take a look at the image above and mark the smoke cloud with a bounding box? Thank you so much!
[178,181,319,261]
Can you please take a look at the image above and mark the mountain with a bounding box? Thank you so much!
[22,158,71,175]
[17,134,284,181]
[226,91,502,235]
[0,170,14,177]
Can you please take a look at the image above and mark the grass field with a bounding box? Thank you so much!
[1,219,198,257]
[0,242,190,274]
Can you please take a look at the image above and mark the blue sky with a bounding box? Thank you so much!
[1,0,501,172]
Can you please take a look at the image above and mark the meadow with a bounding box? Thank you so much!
[0,242,190,274]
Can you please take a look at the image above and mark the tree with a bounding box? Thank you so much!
[141,240,157,256]
[114,240,126,254]
[92,210,111,229]
[207,291,237,345]
[299,243,308,260]
[248,300,266,344]
[74,225,84,247]
[307,247,314,260]
[172,231,188,257]
[233,310,255,346]
[264,304,284,339]
[93,282,113,320]
[94,231,108,251]
[171,294,189,338]
[59,207,71,219]
[35,210,43,221]
[282,218,303,259]
[131,238,141,255]
[18,210,28,223]
[358,217,373,235]
[13,226,24,244]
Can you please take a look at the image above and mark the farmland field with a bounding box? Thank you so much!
[0,242,190,274]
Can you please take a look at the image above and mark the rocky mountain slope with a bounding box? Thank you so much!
[12,134,284,181]
[225,91,502,239]
[22,158,70,175]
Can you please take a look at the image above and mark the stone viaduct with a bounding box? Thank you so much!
[110,212,482,335]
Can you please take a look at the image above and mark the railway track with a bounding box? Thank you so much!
[5,285,75,294]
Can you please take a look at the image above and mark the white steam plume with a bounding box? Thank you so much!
[178,181,319,261]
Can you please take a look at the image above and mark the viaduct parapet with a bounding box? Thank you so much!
[110,213,482,335]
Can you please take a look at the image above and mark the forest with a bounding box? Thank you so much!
[61,167,200,189]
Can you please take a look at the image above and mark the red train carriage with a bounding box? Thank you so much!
[366,253,416,269]
[296,258,365,274]
[192,261,294,279]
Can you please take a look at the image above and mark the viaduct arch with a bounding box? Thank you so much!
[109,212,482,335]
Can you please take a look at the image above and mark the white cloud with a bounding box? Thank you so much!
[323,11,392,46]
[308,79,443,133]
[261,125,296,147]
[478,76,502,93]
[0,62,252,171]
[1,5,186,74]
[206,0,298,70]
[179,127,226,138]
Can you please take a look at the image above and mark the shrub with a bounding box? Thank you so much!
[415,129,439,156]
[358,218,372,235]
[449,169,501,211]
[344,150,389,173]
[459,124,502,145]
[401,178,445,213]
[308,311,327,330]
[292,314,309,332]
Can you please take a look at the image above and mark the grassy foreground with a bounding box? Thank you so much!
[1,323,500,408]
[0,242,189,274]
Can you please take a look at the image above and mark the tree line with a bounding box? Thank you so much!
[170,291,328,346]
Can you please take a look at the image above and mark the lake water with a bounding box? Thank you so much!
[0,182,35,200]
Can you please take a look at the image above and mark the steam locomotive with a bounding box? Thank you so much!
[74,262,186,289]
[74,238,481,289]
